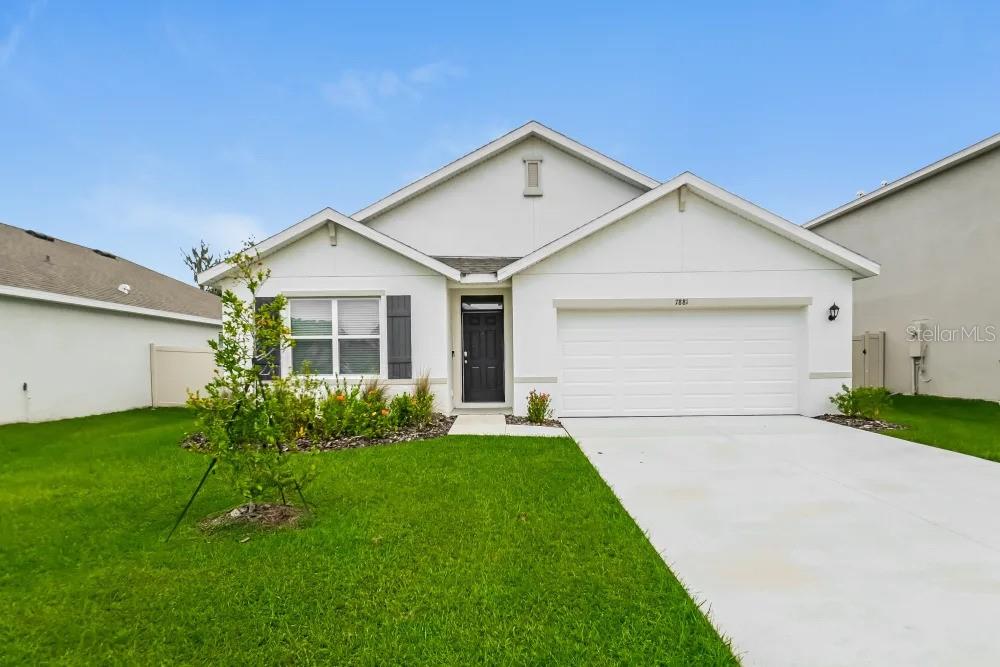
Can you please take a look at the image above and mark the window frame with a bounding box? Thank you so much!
[283,296,386,378]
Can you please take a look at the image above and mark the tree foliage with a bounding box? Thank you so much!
[181,240,219,292]
[187,244,317,505]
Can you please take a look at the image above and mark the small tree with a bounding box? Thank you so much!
[182,240,219,292]
[169,244,315,538]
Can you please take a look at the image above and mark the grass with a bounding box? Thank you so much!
[880,394,1000,462]
[0,409,736,666]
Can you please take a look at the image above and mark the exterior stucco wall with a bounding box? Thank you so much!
[219,225,452,412]
[364,136,646,257]
[0,296,219,424]
[511,191,855,417]
[811,148,1000,399]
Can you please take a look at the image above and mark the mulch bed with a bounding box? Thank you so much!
[295,414,456,451]
[506,414,563,428]
[816,414,904,432]
[200,503,304,531]
[182,414,456,453]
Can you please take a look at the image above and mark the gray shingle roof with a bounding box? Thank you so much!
[0,222,221,320]
[431,256,521,275]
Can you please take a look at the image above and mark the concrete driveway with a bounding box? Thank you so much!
[563,416,1000,667]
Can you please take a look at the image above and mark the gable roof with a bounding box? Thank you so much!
[805,131,1000,230]
[199,121,657,286]
[432,256,520,275]
[0,222,221,322]
[497,172,880,281]
[352,121,660,221]
[198,207,463,285]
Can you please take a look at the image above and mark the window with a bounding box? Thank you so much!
[289,298,381,375]
[523,157,542,196]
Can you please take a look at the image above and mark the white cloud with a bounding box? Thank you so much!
[323,60,466,112]
[81,186,265,268]
[0,0,45,68]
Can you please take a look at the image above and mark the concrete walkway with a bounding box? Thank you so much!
[448,414,567,437]
[563,415,1000,667]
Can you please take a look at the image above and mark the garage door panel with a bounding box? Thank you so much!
[622,354,676,369]
[622,381,676,396]
[561,353,615,369]
[563,368,616,383]
[684,353,737,368]
[622,340,677,354]
[558,308,802,416]
[562,340,616,355]
[624,367,679,382]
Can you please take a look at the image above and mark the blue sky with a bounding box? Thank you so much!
[2,1,998,282]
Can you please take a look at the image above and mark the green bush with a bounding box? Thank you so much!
[266,371,323,442]
[316,379,395,439]
[526,389,553,424]
[412,372,434,426]
[388,393,416,429]
[830,384,893,419]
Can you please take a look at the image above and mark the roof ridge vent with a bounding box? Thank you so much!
[26,229,55,242]
[93,249,117,259]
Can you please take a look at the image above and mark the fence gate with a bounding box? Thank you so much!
[150,344,216,407]
[851,331,885,388]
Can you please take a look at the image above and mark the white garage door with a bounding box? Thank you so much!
[558,308,802,416]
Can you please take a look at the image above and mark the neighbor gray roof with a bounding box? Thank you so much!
[0,222,221,319]
[431,256,521,275]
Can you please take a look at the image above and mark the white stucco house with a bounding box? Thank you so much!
[0,222,222,424]
[807,131,1000,400]
[199,122,879,417]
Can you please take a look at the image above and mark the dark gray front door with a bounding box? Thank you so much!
[462,309,504,402]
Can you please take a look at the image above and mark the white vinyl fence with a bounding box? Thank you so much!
[150,344,216,407]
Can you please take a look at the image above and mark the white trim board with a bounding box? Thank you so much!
[0,284,222,326]
[551,297,813,310]
[498,172,880,280]
[805,131,1000,229]
[352,121,659,222]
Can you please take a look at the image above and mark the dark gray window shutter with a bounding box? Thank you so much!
[254,297,280,380]
[387,295,412,379]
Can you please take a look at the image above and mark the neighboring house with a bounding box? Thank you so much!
[0,223,222,424]
[806,133,1000,400]
[199,121,878,417]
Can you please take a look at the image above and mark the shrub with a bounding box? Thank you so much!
[830,384,893,419]
[266,371,323,443]
[361,377,387,403]
[388,393,416,429]
[412,372,435,426]
[526,389,553,424]
[316,379,392,439]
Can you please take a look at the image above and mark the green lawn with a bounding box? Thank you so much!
[880,394,1000,462]
[0,409,736,666]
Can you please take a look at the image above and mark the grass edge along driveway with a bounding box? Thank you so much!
[880,394,1000,462]
[0,408,737,665]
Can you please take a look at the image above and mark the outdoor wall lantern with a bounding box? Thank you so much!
[828,303,840,321]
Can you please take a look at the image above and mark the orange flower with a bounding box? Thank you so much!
[380,408,390,416]
[336,394,346,402]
